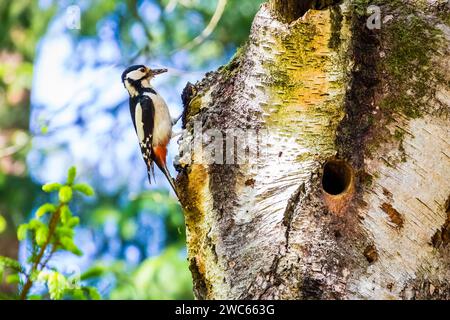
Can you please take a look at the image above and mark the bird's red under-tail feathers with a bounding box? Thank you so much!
[152,145,180,199]
[153,145,167,169]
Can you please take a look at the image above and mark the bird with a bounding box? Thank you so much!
[121,65,181,198]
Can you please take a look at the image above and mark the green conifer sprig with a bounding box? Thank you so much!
[0,166,99,300]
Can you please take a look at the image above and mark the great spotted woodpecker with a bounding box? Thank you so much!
[121,65,180,197]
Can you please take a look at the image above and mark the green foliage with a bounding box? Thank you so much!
[60,205,72,225]
[0,0,262,301]
[0,214,6,234]
[73,183,95,196]
[35,224,49,246]
[67,167,77,185]
[38,271,68,300]
[0,175,41,237]
[42,183,62,193]
[0,166,95,300]
[69,286,102,301]
[0,256,25,274]
[17,224,28,241]
[58,186,73,203]
[35,203,56,218]
[6,274,20,285]
[0,1,55,233]
[37,270,101,300]
[80,190,194,300]
[110,247,193,300]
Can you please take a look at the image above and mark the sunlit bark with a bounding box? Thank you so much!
[177,0,450,299]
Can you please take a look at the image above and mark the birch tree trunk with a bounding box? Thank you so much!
[175,0,450,300]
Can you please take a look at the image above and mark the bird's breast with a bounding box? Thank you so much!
[146,92,172,146]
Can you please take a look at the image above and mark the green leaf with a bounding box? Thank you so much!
[47,271,68,300]
[37,271,49,282]
[60,237,82,256]
[87,287,101,300]
[60,205,72,224]
[56,226,75,238]
[29,270,40,282]
[0,256,24,273]
[67,216,80,228]
[6,274,20,284]
[35,203,56,218]
[67,166,77,185]
[80,266,105,281]
[28,219,44,230]
[73,183,95,196]
[120,220,137,240]
[58,186,73,203]
[42,182,62,193]
[35,225,49,246]
[0,215,6,234]
[17,224,28,241]
[70,288,87,300]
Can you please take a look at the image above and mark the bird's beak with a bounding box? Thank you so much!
[151,68,168,76]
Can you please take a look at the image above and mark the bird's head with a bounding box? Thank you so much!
[121,65,167,96]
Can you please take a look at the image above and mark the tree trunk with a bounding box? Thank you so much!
[176,0,450,299]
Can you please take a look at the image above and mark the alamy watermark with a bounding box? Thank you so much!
[177,121,301,166]
[367,5,382,30]
[365,1,450,30]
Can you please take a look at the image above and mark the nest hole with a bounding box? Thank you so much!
[322,160,353,196]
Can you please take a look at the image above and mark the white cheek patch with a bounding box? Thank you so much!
[135,102,145,143]
[128,70,145,81]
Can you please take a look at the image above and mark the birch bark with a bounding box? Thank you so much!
[176,0,450,299]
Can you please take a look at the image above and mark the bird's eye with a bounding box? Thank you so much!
[140,68,145,72]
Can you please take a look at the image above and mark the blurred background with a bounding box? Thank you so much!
[0,0,263,299]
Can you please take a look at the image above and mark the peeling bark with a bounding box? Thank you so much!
[176,0,450,300]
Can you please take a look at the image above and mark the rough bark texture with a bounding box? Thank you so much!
[270,0,314,22]
[176,0,450,300]
[270,0,342,23]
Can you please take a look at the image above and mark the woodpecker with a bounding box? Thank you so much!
[121,65,180,197]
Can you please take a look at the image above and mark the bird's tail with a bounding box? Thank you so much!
[160,164,180,199]
[147,160,179,199]
[146,160,156,184]
[151,145,180,199]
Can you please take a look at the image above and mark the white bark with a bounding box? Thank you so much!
[176,1,450,300]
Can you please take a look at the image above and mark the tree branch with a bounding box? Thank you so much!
[19,206,62,300]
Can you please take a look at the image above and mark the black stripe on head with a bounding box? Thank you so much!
[121,65,146,83]
[142,87,157,95]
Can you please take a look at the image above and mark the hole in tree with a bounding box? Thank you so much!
[322,160,353,196]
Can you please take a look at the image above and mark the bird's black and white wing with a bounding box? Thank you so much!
[131,95,155,183]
